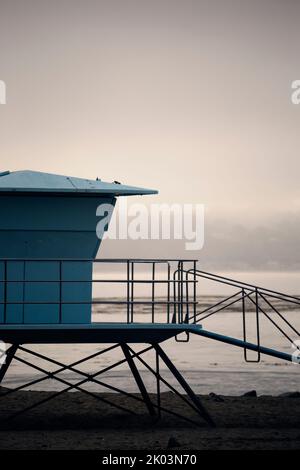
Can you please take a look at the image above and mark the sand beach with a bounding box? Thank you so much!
[0,388,299,450]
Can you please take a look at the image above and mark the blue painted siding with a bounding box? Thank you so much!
[61,262,92,323]
[6,262,24,324]
[24,262,60,324]
[0,195,115,324]
[0,262,4,323]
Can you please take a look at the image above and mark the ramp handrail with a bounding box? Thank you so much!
[183,269,300,363]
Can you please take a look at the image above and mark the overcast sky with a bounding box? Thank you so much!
[1,0,300,268]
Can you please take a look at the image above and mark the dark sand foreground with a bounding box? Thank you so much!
[0,387,300,450]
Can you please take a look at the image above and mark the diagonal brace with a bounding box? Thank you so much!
[0,344,18,384]
[121,343,156,417]
[153,343,215,426]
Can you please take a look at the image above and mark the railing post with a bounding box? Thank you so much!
[172,269,177,324]
[180,261,184,323]
[130,262,134,323]
[126,261,130,324]
[243,287,261,363]
[22,260,25,324]
[59,260,62,324]
[177,262,182,323]
[255,287,261,362]
[242,287,246,360]
[151,262,155,323]
[167,263,171,323]
[193,261,197,323]
[3,260,7,324]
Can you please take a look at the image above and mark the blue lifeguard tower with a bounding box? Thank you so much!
[0,170,299,426]
[0,170,156,325]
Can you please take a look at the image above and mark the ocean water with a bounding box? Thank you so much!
[2,290,300,396]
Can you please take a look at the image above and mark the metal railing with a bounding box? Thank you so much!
[0,258,198,324]
[1,259,299,363]
[184,269,300,362]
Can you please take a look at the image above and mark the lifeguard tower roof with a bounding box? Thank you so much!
[0,170,158,196]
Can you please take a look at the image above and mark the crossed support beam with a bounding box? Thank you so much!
[0,342,214,427]
[0,344,18,383]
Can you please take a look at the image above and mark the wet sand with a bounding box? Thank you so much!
[0,387,299,450]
